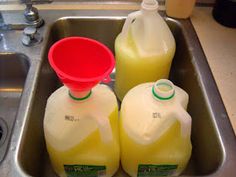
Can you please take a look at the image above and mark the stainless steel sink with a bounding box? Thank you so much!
[0,53,29,163]
[0,9,236,177]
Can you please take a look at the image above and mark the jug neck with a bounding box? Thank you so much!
[141,0,159,13]
[69,90,92,101]
[152,79,175,101]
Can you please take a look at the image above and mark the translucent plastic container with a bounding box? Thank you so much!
[120,79,192,177]
[44,37,120,177]
[114,0,176,101]
[166,0,196,19]
[44,85,119,177]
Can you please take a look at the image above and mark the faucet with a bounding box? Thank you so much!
[24,1,44,28]
[0,0,51,30]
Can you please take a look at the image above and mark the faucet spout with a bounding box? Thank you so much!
[0,1,44,31]
[24,2,44,27]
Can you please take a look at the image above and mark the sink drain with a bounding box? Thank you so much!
[0,118,7,147]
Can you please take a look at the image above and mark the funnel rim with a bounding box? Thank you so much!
[48,36,115,82]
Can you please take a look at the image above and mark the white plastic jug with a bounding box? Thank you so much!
[44,37,120,177]
[44,85,119,177]
[114,0,176,101]
[120,79,192,177]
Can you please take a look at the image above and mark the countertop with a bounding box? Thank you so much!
[0,4,236,134]
[191,7,236,135]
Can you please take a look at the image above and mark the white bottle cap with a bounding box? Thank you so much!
[141,0,159,11]
[152,79,175,100]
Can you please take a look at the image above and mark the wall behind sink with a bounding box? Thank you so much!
[160,0,215,4]
[0,0,216,5]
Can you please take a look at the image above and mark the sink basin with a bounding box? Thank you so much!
[0,53,29,163]
[0,10,232,177]
[17,16,236,177]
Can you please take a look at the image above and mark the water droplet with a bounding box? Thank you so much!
[15,120,21,127]
[10,146,16,151]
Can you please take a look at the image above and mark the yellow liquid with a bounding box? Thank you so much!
[120,118,192,177]
[45,108,120,177]
[114,31,175,101]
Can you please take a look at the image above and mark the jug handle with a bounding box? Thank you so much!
[173,106,192,139]
[121,11,142,39]
[89,113,113,143]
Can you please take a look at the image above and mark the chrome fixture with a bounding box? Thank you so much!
[21,26,43,46]
[0,1,46,30]
[24,2,44,28]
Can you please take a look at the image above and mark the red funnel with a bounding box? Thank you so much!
[48,37,115,92]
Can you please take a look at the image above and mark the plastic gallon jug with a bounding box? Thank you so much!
[114,0,176,101]
[44,37,119,177]
[120,79,192,177]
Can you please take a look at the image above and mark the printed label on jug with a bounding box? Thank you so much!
[64,115,80,122]
[152,112,162,119]
[64,165,106,177]
[138,164,177,177]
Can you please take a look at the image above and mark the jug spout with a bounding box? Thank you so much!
[152,79,175,101]
[141,0,159,11]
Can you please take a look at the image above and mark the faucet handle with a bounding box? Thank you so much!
[22,26,42,46]
[23,26,37,39]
